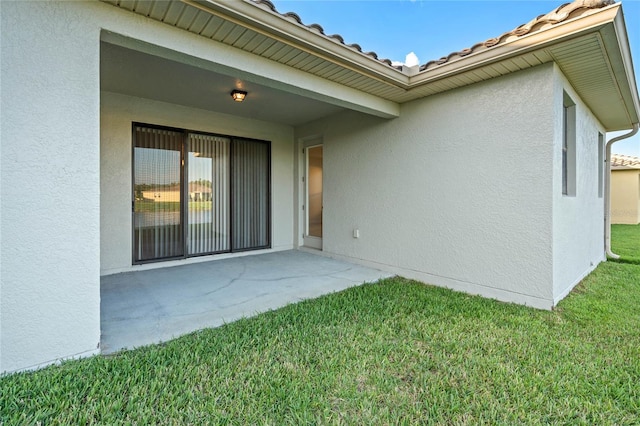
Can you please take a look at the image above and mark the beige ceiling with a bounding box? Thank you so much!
[101,42,346,126]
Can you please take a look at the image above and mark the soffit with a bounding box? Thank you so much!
[550,33,630,130]
[99,0,408,101]
[100,0,638,130]
[100,41,346,126]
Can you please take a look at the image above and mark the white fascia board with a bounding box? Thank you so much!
[183,0,409,86]
[99,11,399,119]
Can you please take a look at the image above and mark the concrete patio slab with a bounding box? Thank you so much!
[100,250,392,353]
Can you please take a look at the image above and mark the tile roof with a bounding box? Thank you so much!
[420,0,615,71]
[612,154,640,169]
[252,0,397,67]
[252,0,615,73]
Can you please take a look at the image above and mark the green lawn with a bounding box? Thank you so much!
[2,226,639,424]
[135,201,212,212]
[611,224,640,264]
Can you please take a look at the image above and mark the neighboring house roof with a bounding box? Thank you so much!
[102,0,639,130]
[612,154,640,169]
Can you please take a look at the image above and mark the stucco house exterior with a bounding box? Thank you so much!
[1,0,639,373]
[611,154,640,223]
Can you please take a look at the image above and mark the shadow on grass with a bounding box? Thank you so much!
[608,257,640,266]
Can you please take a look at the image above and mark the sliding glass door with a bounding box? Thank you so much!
[133,124,270,263]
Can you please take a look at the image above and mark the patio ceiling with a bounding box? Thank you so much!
[100,0,639,131]
[101,41,345,126]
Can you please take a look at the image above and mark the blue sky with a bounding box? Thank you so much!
[271,0,640,156]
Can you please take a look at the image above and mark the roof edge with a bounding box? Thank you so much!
[408,4,620,86]
[610,5,640,124]
[182,0,409,87]
[418,0,616,72]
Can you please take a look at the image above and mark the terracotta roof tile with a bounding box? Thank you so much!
[250,0,615,74]
[251,0,398,68]
[612,154,640,169]
[419,0,615,71]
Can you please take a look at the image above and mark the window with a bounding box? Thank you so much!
[133,123,270,263]
[562,92,576,196]
[598,132,604,198]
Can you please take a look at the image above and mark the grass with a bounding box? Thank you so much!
[2,226,639,424]
[611,224,640,264]
[135,201,212,212]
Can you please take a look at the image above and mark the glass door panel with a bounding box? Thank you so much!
[232,139,270,251]
[187,134,231,255]
[307,145,323,238]
[133,126,184,262]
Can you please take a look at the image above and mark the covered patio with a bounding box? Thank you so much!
[100,250,392,353]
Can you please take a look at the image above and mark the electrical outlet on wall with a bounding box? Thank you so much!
[353,228,360,239]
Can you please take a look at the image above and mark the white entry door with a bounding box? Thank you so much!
[303,144,323,249]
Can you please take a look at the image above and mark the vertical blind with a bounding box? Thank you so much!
[133,124,270,263]
[232,139,270,250]
[187,133,231,255]
[134,126,184,261]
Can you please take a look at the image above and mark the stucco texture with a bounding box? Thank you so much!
[1,1,101,372]
[297,65,559,309]
[551,66,607,303]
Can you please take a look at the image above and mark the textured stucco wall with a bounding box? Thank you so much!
[611,170,640,224]
[296,65,557,309]
[1,1,101,372]
[101,92,295,274]
[551,66,607,304]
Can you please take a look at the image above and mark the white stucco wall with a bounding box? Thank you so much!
[1,1,102,372]
[101,92,295,274]
[551,66,607,304]
[296,65,557,309]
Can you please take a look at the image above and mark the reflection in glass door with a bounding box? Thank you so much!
[133,126,184,261]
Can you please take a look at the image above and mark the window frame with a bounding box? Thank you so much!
[562,92,577,197]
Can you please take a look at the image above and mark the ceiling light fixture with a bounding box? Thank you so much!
[230,90,247,102]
